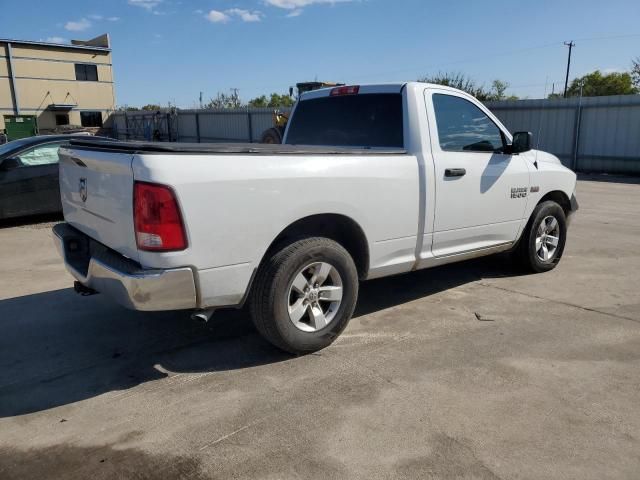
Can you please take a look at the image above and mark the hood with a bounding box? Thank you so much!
[530,149,563,166]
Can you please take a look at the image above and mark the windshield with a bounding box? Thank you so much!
[285,93,404,148]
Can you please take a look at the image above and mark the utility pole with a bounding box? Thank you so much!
[199,91,203,109]
[563,41,575,98]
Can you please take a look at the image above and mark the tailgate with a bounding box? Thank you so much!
[58,146,139,262]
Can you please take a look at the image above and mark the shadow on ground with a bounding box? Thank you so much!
[0,212,63,230]
[0,253,523,418]
[0,436,209,480]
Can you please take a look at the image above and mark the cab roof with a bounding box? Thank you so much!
[298,82,467,101]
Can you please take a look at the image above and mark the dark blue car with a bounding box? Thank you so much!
[0,135,109,220]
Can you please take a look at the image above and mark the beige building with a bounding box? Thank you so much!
[0,34,115,139]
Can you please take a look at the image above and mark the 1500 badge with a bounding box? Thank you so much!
[510,187,528,199]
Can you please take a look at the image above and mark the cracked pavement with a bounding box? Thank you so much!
[1,176,639,479]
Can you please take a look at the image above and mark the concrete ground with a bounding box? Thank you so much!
[0,177,639,480]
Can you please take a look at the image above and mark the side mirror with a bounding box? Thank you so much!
[289,87,294,97]
[0,157,21,171]
[510,131,533,154]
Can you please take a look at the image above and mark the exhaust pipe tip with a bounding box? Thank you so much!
[191,309,216,323]
[74,281,98,296]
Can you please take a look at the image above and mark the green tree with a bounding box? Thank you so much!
[418,73,517,101]
[632,57,640,89]
[566,70,638,97]
[489,80,513,101]
[269,93,295,107]
[419,72,489,100]
[248,93,295,108]
[248,95,269,108]
[206,90,244,109]
[141,104,162,111]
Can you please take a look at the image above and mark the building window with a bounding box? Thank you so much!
[80,111,103,127]
[55,114,69,126]
[75,63,98,81]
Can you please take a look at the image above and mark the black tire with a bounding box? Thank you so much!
[515,200,567,273]
[249,237,359,354]
[260,128,282,144]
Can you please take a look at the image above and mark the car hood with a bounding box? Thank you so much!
[531,149,563,166]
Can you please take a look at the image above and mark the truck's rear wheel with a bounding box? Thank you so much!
[516,200,567,273]
[249,237,359,354]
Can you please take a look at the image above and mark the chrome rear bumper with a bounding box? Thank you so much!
[53,223,197,311]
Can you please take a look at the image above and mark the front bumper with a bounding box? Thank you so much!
[53,223,197,311]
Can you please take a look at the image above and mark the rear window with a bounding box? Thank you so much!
[285,93,404,148]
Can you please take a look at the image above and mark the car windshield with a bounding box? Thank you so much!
[0,137,39,157]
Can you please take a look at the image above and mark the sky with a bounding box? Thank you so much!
[1,0,639,108]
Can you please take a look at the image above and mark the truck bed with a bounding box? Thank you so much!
[67,139,407,156]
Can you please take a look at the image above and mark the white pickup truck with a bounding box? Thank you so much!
[54,82,578,353]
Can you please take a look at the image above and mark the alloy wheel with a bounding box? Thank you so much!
[535,215,561,262]
[287,262,343,332]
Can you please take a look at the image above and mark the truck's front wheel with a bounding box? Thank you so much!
[250,238,359,354]
[516,200,567,273]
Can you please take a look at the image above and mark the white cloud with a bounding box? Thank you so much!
[107,16,120,21]
[206,10,231,23]
[265,0,353,9]
[88,14,103,20]
[64,18,92,31]
[205,9,264,23]
[227,8,263,22]
[44,36,68,44]
[286,9,303,17]
[128,0,163,11]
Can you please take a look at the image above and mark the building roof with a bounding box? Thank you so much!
[0,34,110,52]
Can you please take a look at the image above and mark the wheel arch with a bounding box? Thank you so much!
[514,189,572,249]
[538,190,572,216]
[260,213,370,280]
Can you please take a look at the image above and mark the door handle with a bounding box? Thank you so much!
[445,168,466,178]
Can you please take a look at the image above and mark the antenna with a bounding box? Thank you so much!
[533,78,549,170]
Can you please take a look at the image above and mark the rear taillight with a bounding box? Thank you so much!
[330,85,360,96]
[133,181,187,251]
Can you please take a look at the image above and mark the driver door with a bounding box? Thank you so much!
[425,90,530,257]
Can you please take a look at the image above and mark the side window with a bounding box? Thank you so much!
[75,64,98,81]
[433,94,504,153]
[17,142,64,166]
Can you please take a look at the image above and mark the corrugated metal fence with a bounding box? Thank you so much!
[111,108,291,144]
[110,95,640,174]
[485,95,640,175]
